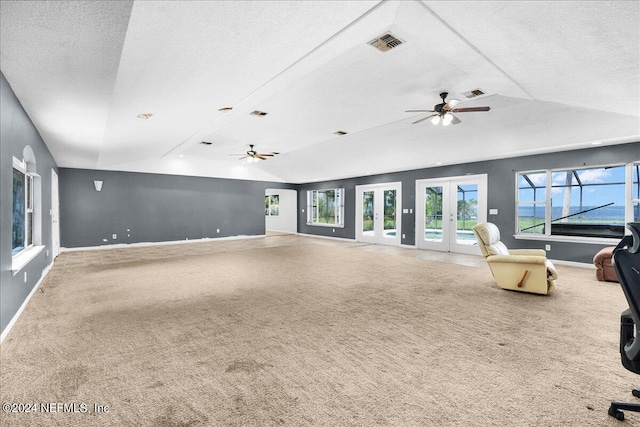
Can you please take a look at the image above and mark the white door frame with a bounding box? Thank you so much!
[51,169,60,258]
[355,182,402,246]
[415,174,487,255]
[265,188,297,234]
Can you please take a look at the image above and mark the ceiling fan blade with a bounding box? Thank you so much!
[238,155,249,160]
[412,114,437,125]
[258,154,275,157]
[451,106,490,112]
[406,109,435,113]
[255,155,268,160]
[450,114,461,125]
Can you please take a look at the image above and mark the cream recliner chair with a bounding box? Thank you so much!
[472,222,558,295]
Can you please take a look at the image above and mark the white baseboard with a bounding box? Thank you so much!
[296,232,356,242]
[60,234,266,252]
[1,261,54,344]
[549,259,595,269]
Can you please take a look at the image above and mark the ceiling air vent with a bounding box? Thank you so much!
[200,141,213,145]
[462,88,485,99]
[368,32,403,52]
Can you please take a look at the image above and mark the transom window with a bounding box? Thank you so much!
[307,188,344,226]
[517,163,636,239]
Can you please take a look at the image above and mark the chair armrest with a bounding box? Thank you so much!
[510,249,547,257]
[486,254,546,265]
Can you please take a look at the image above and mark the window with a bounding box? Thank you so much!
[12,157,33,256]
[265,194,279,216]
[517,163,635,239]
[307,188,344,226]
[517,171,547,234]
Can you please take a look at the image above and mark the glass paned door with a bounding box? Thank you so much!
[362,191,374,237]
[383,189,398,240]
[356,183,402,246]
[423,186,444,243]
[455,184,479,246]
[416,175,487,254]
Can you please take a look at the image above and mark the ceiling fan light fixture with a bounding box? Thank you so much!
[431,115,441,125]
[442,113,454,126]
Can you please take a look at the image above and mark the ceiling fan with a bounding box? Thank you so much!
[232,144,279,162]
[406,92,490,126]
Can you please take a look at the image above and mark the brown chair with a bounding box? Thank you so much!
[472,222,558,295]
[593,247,618,282]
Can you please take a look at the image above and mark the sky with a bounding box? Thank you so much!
[519,165,634,207]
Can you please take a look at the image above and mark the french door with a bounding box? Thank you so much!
[356,182,402,246]
[416,175,487,254]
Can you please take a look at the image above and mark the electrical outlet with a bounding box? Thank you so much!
[402,234,406,239]
[332,229,335,233]
[545,244,551,251]
[112,234,117,239]
[216,229,220,233]
[24,272,27,283]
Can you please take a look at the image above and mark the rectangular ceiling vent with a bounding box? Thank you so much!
[368,32,403,52]
[200,141,213,145]
[462,88,486,99]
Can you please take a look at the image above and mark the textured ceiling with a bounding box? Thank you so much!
[1,0,638,183]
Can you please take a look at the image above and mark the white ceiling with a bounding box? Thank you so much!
[1,0,638,183]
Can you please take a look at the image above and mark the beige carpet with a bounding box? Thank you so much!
[0,238,637,426]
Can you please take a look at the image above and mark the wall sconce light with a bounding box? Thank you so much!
[94,180,103,192]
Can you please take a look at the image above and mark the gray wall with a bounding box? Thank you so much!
[298,143,640,263]
[59,168,296,248]
[1,71,58,336]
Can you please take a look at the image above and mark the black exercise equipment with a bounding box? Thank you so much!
[609,222,640,421]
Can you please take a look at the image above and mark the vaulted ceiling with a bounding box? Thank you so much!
[1,1,638,183]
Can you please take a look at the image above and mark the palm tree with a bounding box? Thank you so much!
[425,192,442,228]
[457,198,477,230]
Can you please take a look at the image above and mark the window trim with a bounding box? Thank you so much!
[12,157,34,257]
[306,188,345,227]
[11,156,43,275]
[515,161,638,241]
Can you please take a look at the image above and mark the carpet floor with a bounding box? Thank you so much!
[0,237,637,426]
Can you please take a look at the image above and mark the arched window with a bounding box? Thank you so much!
[12,146,40,259]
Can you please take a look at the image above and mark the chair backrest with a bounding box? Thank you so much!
[614,223,640,369]
[472,222,509,257]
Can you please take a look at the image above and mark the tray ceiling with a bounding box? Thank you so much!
[1,1,638,183]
